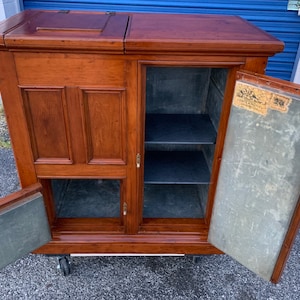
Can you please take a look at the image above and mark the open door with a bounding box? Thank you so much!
[0,183,51,269]
[208,71,300,283]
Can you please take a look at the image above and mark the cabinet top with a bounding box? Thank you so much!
[125,13,284,56]
[0,10,284,56]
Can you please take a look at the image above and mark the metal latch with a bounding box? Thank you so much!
[123,202,128,216]
[136,153,141,168]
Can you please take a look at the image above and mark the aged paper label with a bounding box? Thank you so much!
[269,94,291,113]
[233,81,291,116]
[233,82,269,115]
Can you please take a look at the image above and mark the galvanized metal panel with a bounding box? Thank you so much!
[208,76,300,280]
[0,192,51,269]
[288,0,299,10]
[22,0,300,81]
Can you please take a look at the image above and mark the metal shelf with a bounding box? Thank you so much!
[145,114,216,145]
[144,151,211,184]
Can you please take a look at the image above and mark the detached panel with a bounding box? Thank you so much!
[82,89,126,164]
[22,88,72,164]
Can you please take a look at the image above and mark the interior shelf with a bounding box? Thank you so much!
[145,114,217,145]
[144,151,211,184]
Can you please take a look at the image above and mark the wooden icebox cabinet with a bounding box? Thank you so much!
[0,10,299,282]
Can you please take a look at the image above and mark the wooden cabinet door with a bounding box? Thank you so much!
[20,86,127,168]
[0,184,51,270]
[208,71,300,283]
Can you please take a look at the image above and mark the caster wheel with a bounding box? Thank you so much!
[192,256,202,264]
[57,256,71,276]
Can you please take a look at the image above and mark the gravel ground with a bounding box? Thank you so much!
[0,106,299,299]
[0,106,19,195]
[0,105,11,148]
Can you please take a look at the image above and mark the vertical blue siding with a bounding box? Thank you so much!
[22,0,300,81]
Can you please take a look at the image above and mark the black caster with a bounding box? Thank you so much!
[192,255,202,264]
[57,255,72,276]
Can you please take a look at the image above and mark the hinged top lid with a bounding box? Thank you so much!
[0,10,40,48]
[125,13,284,55]
[2,10,129,52]
[0,10,284,55]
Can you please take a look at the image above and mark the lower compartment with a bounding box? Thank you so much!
[50,178,208,220]
[52,179,121,218]
[40,177,215,255]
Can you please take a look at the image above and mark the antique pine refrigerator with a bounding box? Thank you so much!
[0,10,299,282]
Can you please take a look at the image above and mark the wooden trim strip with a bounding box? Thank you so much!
[0,183,42,210]
[271,198,300,283]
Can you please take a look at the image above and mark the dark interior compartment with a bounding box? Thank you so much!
[143,184,205,218]
[52,179,120,218]
[143,66,228,219]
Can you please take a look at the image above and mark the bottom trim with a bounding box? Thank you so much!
[33,232,223,255]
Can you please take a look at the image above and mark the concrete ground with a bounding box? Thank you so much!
[0,148,299,299]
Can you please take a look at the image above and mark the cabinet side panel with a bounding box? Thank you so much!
[82,89,126,164]
[202,68,228,213]
[22,88,72,164]
[0,52,36,187]
[209,80,300,281]
[206,68,228,130]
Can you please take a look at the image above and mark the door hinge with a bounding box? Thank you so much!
[136,153,141,168]
[123,202,128,216]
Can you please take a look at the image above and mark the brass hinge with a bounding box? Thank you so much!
[123,202,128,216]
[136,153,141,168]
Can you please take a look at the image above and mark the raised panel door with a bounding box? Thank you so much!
[22,87,72,164]
[81,88,126,165]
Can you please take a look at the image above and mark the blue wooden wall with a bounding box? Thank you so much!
[22,0,300,81]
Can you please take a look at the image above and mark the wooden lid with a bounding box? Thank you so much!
[125,13,284,56]
[1,11,284,56]
[3,11,129,52]
[0,10,40,48]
